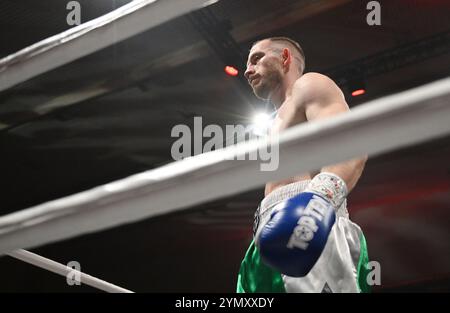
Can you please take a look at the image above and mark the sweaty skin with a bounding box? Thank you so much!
[244,39,367,197]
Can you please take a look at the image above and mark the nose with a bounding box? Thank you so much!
[244,66,254,82]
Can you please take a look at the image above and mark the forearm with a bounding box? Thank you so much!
[320,155,367,193]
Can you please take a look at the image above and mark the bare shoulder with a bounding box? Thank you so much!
[292,72,344,104]
[297,72,334,85]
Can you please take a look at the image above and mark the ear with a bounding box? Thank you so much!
[282,48,291,71]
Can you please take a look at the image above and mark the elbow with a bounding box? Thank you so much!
[361,155,368,169]
[362,154,369,163]
[346,156,368,193]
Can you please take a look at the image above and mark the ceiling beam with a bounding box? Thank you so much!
[1,0,350,130]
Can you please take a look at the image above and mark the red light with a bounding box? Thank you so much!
[225,66,239,77]
[351,89,366,97]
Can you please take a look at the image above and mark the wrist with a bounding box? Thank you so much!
[305,172,348,209]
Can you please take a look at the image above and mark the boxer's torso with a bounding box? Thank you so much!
[265,92,318,196]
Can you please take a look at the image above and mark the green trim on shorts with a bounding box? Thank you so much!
[237,233,371,293]
[236,240,286,293]
[356,233,371,293]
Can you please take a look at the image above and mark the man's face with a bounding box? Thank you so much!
[244,40,283,100]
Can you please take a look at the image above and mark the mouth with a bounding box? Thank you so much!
[250,77,261,86]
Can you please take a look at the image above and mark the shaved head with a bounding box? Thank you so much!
[252,37,305,74]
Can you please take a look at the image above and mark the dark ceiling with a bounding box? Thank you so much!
[0,0,449,292]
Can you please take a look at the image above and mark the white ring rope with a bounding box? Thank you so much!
[0,0,215,293]
[7,249,133,293]
[0,0,215,92]
[3,0,447,294]
[0,77,449,256]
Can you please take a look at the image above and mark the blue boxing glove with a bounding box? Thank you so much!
[256,172,347,277]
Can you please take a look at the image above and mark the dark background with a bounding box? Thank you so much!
[0,0,449,292]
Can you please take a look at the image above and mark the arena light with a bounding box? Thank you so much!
[352,89,366,97]
[349,79,366,97]
[225,65,239,77]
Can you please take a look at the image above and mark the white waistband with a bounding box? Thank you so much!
[260,180,349,218]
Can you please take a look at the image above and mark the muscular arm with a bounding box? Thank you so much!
[291,72,367,193]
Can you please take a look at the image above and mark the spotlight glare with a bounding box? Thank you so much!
[252,112,272,136]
